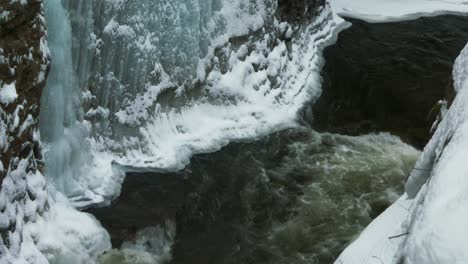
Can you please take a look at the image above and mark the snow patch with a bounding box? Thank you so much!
[331,0,468,23]
[0,82,18,105]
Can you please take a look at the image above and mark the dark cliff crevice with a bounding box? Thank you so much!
[310,15,468,149]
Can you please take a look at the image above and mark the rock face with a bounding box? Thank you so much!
[277,0,326,22]
[312,15,468,149]
[0,0,50,259]
[0,0,49,181]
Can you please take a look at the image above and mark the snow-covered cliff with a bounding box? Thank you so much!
[0,0,50,261]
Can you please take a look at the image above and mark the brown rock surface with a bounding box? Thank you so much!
[0,0,49,180]
[0,0,50,256]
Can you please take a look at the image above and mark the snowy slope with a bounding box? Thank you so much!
[331,0,468,23]
[335,41,468,264]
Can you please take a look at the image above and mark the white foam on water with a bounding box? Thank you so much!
[100,222,175,264]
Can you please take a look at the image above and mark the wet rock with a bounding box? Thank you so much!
[311,15,468,149]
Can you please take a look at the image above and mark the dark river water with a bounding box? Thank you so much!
[95,128,419,264]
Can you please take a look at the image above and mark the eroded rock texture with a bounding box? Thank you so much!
[0,0,50,259]
[0,0,49,181]
[277,0,326,22]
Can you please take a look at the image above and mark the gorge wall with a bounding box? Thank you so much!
[0,0,49,181]
[312,15,468,149]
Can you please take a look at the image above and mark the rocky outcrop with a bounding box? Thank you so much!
[312,15,468,149]
[0,0,50,260]
[0,0,49,181]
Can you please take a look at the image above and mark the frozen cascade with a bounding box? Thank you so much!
[39,0,345,208]
[39,0,116,207]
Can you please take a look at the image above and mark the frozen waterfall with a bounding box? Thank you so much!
[39,0,343,208]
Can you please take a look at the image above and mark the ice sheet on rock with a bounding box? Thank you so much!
[331,0,468,23]
[45,0,345,208]
[112,7,342,171]
[40,0,281,207]
[335,43,468,264]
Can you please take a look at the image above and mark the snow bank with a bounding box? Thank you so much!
[331,0,468,23]
[0,160,110,264]
[335,42,468,264]
[21,202,111,264]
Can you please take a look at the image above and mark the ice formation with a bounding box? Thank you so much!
[36,0,346,209]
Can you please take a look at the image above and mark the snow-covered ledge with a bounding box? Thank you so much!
[335,42,468,264]
[331,0,468,23]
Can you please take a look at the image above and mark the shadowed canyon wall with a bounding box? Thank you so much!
[312,15,468,149]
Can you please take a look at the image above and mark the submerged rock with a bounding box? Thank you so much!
[312,15,468,148]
